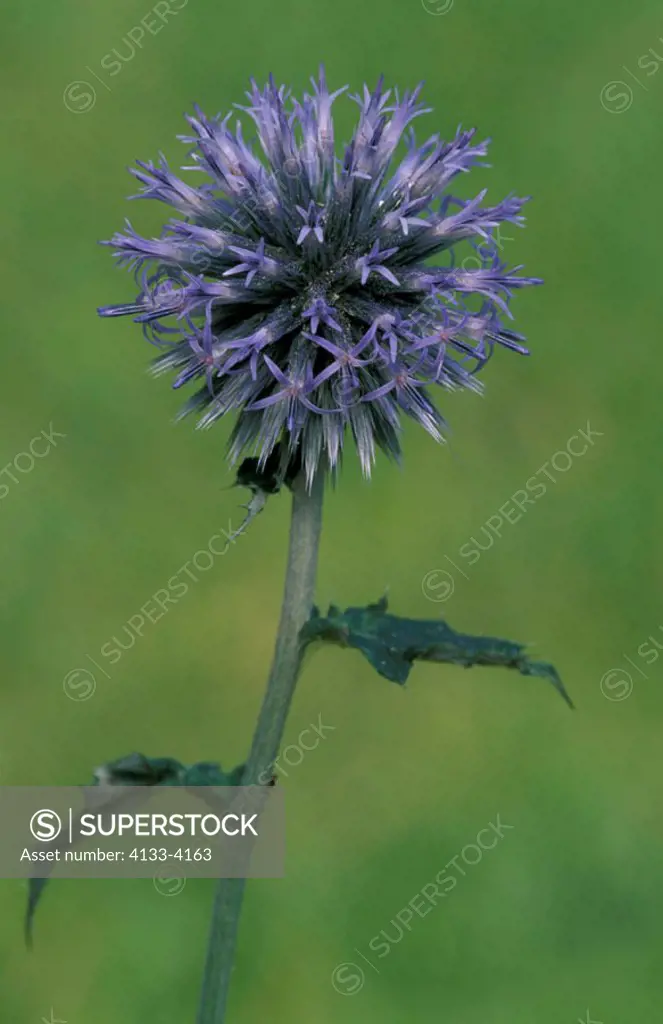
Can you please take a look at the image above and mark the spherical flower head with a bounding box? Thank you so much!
[98,68,541,487]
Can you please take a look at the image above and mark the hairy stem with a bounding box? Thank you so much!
[196,469,325,1024]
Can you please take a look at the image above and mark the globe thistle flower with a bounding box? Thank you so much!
[98,69,541,485]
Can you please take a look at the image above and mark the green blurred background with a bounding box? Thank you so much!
[2,0,662,1020]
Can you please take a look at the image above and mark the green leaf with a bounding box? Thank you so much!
[25,753,249,946]
[301,596,573,709]
[92,752,245,788]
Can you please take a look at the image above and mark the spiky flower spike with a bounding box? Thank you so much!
[98,69,541,486]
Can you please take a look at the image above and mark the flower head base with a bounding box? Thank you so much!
[99,69,541,486]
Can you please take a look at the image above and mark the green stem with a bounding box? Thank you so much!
[196,469,325,1024]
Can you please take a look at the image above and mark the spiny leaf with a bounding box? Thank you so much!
[25,753,250,946]
[301,596,573,708]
